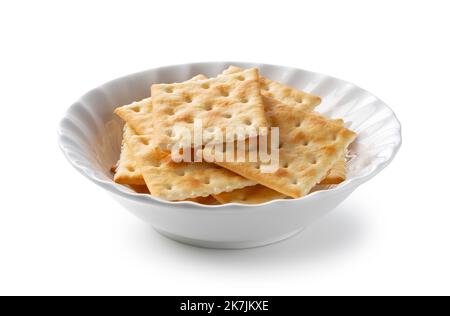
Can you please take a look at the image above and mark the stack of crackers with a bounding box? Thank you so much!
[112,66,357,205]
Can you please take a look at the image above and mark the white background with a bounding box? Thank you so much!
[0,0,449,296]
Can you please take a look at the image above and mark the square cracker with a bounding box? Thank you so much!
[222,66,346,185]
[113,124,146,185]
[150,68,268,149]
[215,96,357,198]
[126,135,256,201]
[214,155,347,204]
[222,66,321,112]
[222,66,346,184]
[114,75,208,136]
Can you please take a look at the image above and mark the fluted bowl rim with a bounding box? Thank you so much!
[58,62,402,210]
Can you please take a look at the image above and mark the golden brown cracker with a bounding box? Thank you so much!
[214,185,286,204]
[114,75,208,136]
[126,135,256,201]
[113,124,146,185]
[222,66,321,112]
[151,68,268,149]
[216,96,357,198]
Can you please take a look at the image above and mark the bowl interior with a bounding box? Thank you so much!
[59,62,401,201]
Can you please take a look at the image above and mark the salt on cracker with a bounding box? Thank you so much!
[222,66,321,112]
[126,135,256,201]
[150,68,268,149]
[216,96,357,198]
[113,124,146,185]
[114,75,208,136]
[214,185,286,204]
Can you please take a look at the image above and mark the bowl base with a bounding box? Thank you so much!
[154,227,304,249]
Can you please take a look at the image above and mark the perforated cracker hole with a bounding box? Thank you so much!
[131,106,141,113]
[184,95,193,103]
[244,118,252,126]
[165,86,174,93]
[164,108,175,116]
[295,95,303,103]
[220,86,230,97]
[127,166,135,172]
[295,120,303,128]
[223,113,232,119]
[236,75,245,81]
[201,82,210,89]
[204,102,213,111]
[282,162,289,168]
[283,88,292,97]
[176,170,186,177]
[140,138,149,146]
[241,97,249,103]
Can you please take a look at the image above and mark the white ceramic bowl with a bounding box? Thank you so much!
[58,62,401,249]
